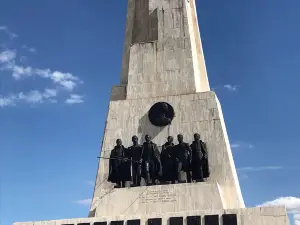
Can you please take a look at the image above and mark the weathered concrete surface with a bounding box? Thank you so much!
[120,0,210,98]
[91,91,245,216]
[14,207,290,225]
[92,182,224,216]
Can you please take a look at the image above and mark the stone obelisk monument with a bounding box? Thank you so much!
[89,0,245,216]
[14,1,290,225]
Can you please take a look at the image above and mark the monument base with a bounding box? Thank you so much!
[13,207,290,225]
[91,182,225,216]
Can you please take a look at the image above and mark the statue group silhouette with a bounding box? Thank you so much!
[107,133,209,188]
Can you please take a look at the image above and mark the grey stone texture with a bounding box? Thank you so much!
[91,91,245,216]
[13,207,290,225]
[120,0,210,97]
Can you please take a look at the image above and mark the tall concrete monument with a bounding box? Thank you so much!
[14,1,291,225]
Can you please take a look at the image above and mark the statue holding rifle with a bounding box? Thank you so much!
[108,139,131,188]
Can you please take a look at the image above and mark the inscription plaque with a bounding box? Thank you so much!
[127,220,140,225]
[222,214,237,225]
[187,216,201,225]
[148,218,162,225]
[169,217,183,225]
[140,188,176,203]
[204,215,219,225]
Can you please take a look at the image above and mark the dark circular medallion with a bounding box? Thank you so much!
[148,102,175,127]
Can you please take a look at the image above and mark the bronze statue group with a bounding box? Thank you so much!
[108,133,209,188]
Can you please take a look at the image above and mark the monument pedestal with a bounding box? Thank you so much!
[92,92,244,213]
[14,207,290,225]
[91,183,224,217]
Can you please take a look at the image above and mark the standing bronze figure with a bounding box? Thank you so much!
[129,135,143,187]
[160,136,176,184]
[141,134,161,185]
[108,139,131,188]
[175,134,192,183]
[190,133,210,182]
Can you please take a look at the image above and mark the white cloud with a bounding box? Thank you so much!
[35,69,80,91]
[18,90,44,104]
[12,65,33,79]
[22,45,37,53]
[0,89,58,107]
[0,95,17,107]
[224,84,239,91]
[257,197,300,225]
[87,180,94,187]
[0,26,84,107]
[0,25,18,39]
[0,50,16,63]
[65,94,84,104]
[74,198,92,206]
[231,141,254,150]
[2,64,81,91]
[237,166,282,172]
[43,89,57,98]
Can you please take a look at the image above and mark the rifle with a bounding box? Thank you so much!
[97,156,141,163]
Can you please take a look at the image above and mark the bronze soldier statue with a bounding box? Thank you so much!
[175,134,192,183]
[141,134,161,185]
[128,135,143,187]
[160,136,176,184]
[108,139,131,188]
[190,133,210,182]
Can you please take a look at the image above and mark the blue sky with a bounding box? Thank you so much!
[1,0,299,225]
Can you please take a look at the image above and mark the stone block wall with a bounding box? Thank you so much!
[91,91,244,215]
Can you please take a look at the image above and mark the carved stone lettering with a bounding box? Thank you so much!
[140,188,176,203]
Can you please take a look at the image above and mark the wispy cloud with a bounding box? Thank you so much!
[231,141,254,150]
[22,45,37,53]
[65,94,84,104]
[0,50,16,63]
[212,84,240,92]
[3,64,81,92]
[0,89,58,107]
[0,26,84,107]
[237,166,283,180]
[223,84,239,92]
[0,25,18,39]
[237,166,282,172]
[0,95,17,107]
[87,180,94,187]
[257,197,300,225]
[74,198,92,206]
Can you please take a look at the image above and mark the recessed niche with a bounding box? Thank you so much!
[94,222,107,225]
[187,216,201,225]
[222,214,237,225]
[111,221,124,225]
[204,215,219,225]
[148,218,162,225]
[127,220,140,225]
[169,217,183,225]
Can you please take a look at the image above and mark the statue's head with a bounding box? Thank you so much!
[116,139,122,146]
[177,134,183,142]
[194,133,200,141]
[167,136,173,144]
[145,134,151,143]
[132,135,138,144]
